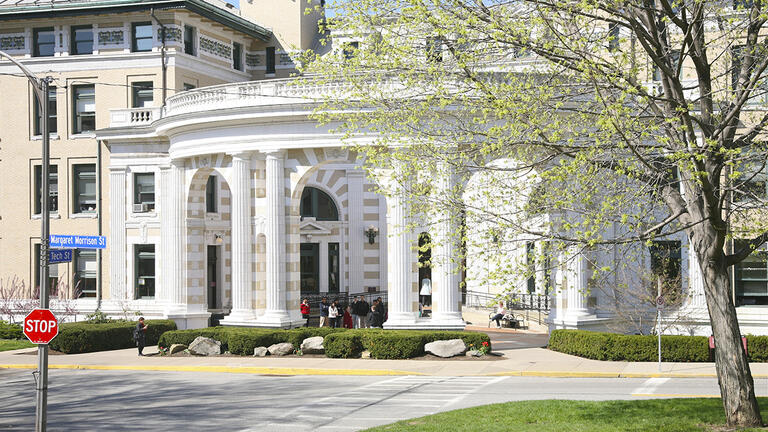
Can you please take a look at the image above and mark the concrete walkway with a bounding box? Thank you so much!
[2,329,767,378]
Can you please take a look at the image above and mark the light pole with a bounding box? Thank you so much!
[0,49,53,432]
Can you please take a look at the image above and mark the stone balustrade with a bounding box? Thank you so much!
[109,107,162,127]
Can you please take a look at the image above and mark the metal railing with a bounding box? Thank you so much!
[464,289,550,311]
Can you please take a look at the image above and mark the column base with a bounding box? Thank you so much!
[383,312,419,329]
[220,309,261,327]
[254,310,303,329]
[164,306,212,330]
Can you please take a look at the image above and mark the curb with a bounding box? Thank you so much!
[0,364,425,376]
[487,371,768,379]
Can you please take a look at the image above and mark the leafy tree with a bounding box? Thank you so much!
[303,0,768,425]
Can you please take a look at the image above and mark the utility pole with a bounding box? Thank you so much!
[0,49,53,432]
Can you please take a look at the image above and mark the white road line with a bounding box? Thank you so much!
[443,376,509,407]
[631,377,670,395]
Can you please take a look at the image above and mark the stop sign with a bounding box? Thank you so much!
[23,309,59,344]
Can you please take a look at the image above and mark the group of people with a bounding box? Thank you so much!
[301,296,387,328]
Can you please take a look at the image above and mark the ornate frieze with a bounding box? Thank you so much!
[199,36,231,60]
[158,27,182,43]
[0,35,25,51]
[246,53,260,67]
[98,29,124,47]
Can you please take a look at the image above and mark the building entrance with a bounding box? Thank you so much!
[207,245,218,309]
[301,243,319,294]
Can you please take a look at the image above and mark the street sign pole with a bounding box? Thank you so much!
[37,77,51,432]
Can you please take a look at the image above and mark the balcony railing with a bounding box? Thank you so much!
[109,107,162,127]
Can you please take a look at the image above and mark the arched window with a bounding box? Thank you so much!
[300,187,339,221]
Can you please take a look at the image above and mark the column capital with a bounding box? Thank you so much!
[109,166,127,173]
[263,149,286,159]
[228,151,253,161]
[346,169,365,178]
[170,158,186,168]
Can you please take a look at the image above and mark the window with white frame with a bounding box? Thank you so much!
[135,244,155,299]
[34,164,58,214]
[73,164,96,213]
[71,25,94,55]
[206,175,217,213]
[132,22,153,52]
[133,173,155,212]
[184,25,196,56]
[33,86,57,136]
[75,249,96,297]
[33,28,55,57]
[72,85,95,134]
[131,82,153,108]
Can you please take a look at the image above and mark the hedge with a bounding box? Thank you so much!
[49,320,177,354]
[158,327,491,359]
[548,330,768,363]
[0,321,23,340]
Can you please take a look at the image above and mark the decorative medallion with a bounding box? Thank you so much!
[199,36,231,60]
[98,30,124,46]
[159,27,182,43]
[246,53,260,67]
[0,35,24,51]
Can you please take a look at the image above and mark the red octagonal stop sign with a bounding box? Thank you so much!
[23,309,59,344]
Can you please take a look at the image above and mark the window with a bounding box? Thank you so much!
[608,23,620,52]
[184,25,196,55]
[133,173,155,211]
[33,28,55,57]
[233,42,243,71]
[649,240,682,299]
[34,244,59,295]
[34,86,57,136]
[328,242,339,293]
[72,85,95,134]
[300,187,338,221]
[71,25,93,55]
[343,41,359,60]
[132,22,153,52]
[73,164,96,213]
[266,46,276,74]
[74,249,96,298]
[183,83,196,91]
[425,37,442,62]
[134,244,155,299]
[206,175,217,213]
[131,81,153,108]
[734,241,767,305]
[34,164,58,214]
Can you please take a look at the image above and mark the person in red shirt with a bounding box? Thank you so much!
[343,305,354,329]
[300,298,310,327]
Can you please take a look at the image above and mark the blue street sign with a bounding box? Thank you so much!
[49,249,73,264]
[49,235,106,249]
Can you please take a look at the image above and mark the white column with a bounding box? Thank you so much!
[109,167,127,300]
[165,160,187,311]
[159,165,171,304]
[257,150,292,326]
[221,152,258,324]
[430,161,464,328]
[384,160,417,327]
[687,249,707,308]
[564,246,590,318]
[347,170,364,292]
[319,239,329,293]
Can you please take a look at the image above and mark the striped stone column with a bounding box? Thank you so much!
[109,167,127,300]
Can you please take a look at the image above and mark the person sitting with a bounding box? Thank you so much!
[490,301,506,328]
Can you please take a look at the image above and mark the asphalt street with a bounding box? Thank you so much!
[2,369,768,431]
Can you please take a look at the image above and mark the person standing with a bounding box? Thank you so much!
[319,297,329,327]
[343,304,354,329]
[300,298,311,327]
[135,317,148,356]
[357,297,370,328]
[350,296,361,329]
[376,296,387,323]
[328,300,339,328]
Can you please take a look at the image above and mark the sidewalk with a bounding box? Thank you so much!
[4,330,768,379]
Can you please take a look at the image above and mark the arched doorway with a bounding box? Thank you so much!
[299,186,341,296]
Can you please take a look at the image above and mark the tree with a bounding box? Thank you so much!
[302,0,768,426]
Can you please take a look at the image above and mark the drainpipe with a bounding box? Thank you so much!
[150,9,168,106]
[96,140,103,311]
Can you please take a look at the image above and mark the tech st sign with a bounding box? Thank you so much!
[23,309,59,344]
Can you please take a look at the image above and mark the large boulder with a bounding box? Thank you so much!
[169,344,187,355]
[188,336,221,356]
[268,342,294,356]
[253,346,268,357]
[425,339,467,358]
[300,336,325,354]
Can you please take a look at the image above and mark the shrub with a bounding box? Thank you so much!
[0,320,23,339]
[362,330,425,359]
[746,335,768,362]
[50,320,176,354]
[227,329,290,355]
[286,327,345,349]
[324,332,363,358]
[157,327,229,350]
[549,330,709,362]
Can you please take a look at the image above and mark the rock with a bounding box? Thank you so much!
[188,336,221,356]
[300,336,325,354]
[268,342,294,356]
[425,339,467,358]
[169,344,187,355]
[253,346,268,357]
[361,350,371,359]
[466,350,482,357]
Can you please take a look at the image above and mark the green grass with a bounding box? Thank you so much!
[0,339,35,352]
[366,398,768,432]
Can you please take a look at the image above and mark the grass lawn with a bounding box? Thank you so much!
[0,339,35,352]
[367,398,768,432]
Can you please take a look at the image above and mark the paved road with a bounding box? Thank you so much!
[2,369,767,431]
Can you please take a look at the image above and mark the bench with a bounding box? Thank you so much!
[489,313,519,328]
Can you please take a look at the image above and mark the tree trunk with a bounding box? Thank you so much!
[696,234,763,427]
